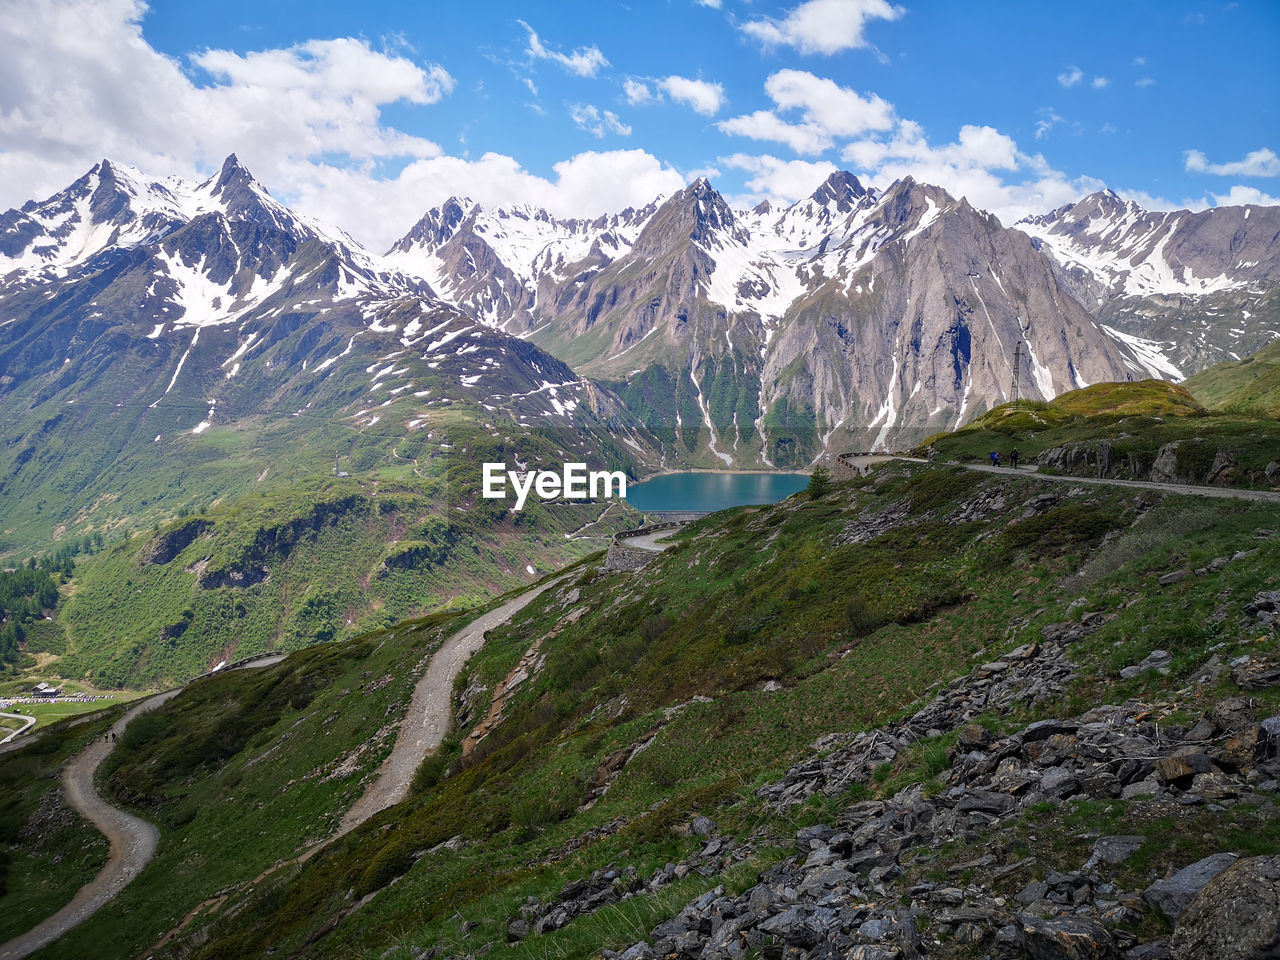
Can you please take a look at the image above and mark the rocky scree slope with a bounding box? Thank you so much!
[590,613,1280,960]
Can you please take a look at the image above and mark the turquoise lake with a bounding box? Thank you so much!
[624,471,809,513]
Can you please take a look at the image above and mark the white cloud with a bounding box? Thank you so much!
[1091,76,1109,88]
[717,111,833,154]
[1133,56,1147,66]
[519,20,609,78]
[624,78,655,105]
[1211,184,1280,206]
[720,153,838,204]
[1057,66,1083,88]
[290,150,687,250]
[1136,76,1155,87]
[763,70,894,136]
[1034,109,1065,140]
[0,0,685,250]
[658,76,726,115]
[840,121,1101,224]
[717,70,892,155]
[1185,147,1280,177]
[0,0,451,213]
[694,0,723,7]
[569,104,631,138]
[741,0,904,56]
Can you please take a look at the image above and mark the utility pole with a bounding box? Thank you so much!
[1011,341,1023,403]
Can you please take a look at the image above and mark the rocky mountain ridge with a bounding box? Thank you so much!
[393,171,1280,465]
[1017,190,1280,374]
[4,157,1279,494]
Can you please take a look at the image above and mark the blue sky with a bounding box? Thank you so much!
[1,0,1277,248]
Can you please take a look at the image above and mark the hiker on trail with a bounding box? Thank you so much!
[993,451,1002,467]
[1010,449,1020,469]
[989,451,997,466]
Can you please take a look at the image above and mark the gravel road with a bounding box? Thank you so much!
[617,530,679,552]
[0,712,36,745]
[0,656,290,959]
[0,690,178,960]
[336,575,567,837]
[900,457,1280,502]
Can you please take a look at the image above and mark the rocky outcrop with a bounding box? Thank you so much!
[1037,441,1118,479]
[1170,856,1280,960]
[604,543,657,572]
[1037,437,1261,488]
[140,518,210,565]
[572,680,1280,960]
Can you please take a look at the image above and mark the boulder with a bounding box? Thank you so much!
[1143,853,1239,921]
[1232,659,1280,690]
[1120,649,1173,680]
[1023,719,1079,743]
[1170,855,1280,960]
[955,789,1015,815]
[1041,765,1081,799]
[1084,836,1145,872]
[1154,753,1212,787]
[1017,914,1119,959]
[690,816,717,837]
[1212,725,1265,772]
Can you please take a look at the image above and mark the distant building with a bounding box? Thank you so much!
[32,682,61,698]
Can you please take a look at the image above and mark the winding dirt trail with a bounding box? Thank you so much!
[0,656,288,960]
[617,529,679,552]
[0,690,178,960]
[336,575,566,836]
[0,712,37,745]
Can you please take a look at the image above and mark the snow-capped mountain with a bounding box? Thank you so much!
[1017,191,1280,373]
[394,173,1162,464]
[5,154,1278,503]
[0,157,664,553]
[385,197,661,331]
[0,155,647,433]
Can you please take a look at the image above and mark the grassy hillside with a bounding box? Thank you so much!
[3,456,1277,959]
[1184,336,1280,417]
[13,418,640,689]
[922,378,1280,487]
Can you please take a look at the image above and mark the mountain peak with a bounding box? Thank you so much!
[809,170,867,210]
[209,153,256,196]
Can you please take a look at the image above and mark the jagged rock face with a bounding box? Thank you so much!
[392,176,1280,464]
[1018,192,1280,374]
[758,178,1135,457]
